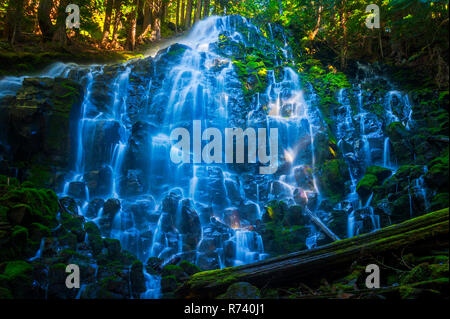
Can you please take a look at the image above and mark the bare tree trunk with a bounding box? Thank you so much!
[194,0,202,23]
[6,0,25,44]
[161,0,167,25]
[202,0,210,18]
[101,0,114,46]
[137,0,153,43]
[175,0,180,32]
[52,0,70,45]
[309,5,323,41]
[111,0,123,47]
[185,0,193,28]
[180,0,185,27]
[37,0,53,42]
[126,0,139,51]
[152,0,162,40]
[340,5,348,69]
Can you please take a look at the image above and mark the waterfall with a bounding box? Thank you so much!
[3,15,421,299]
[383,137,391,168]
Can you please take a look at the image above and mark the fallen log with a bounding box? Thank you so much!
[177,208,449,298]
[305,207,340,241]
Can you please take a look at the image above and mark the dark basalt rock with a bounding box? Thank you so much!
[4,77,83,187]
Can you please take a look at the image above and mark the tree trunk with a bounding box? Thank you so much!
[202,0,209,18]
[194,0,202,23]
[111,0,123,47]
[126,0,139,51]
[185,0,193,28]
[180,0,185,27]
[37,0,54,42]
[152,0,162,40]
[52,0,70,45]
[137,0,153,43]
[340,8,348,69]
[6,0,25,44]
[309,5,323,41]
[161,0,167,25]
[101,0,115,46]
[175,0,180,32]
[177,209,449,298]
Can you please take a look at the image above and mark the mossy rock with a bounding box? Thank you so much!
[7,204,32,226]
[366,166,392,182]
[161,275,179,293]
[0,187,58,227]
[263,200,288,223]
[356,174,378,200]
[130,260,146,296]
[386,122,414,164]
[2,260,33,298]
[217,282,260,299]
[179,260,201,276]
[84,221,101,236]
[145,257,163,275]
[161,265,186,281]
[317,159,349,204]
[103,238,121,257]
[11,225,29,249]
[430,193,449,211]
[28,222,51,242]
[57,232,77,250]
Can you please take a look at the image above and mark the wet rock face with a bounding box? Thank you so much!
[1,77,84,188]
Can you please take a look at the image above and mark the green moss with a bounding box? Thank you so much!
[317,159,349,203]
[179,260,201,276]
[366,166,393,181]
[84,221,101,236]
[0,176,19,187]
[11,225,29,248]
[161,275,179,293]
[356,174,378,199]
[3,260,32,279]
[430,193,449,211]
[161,265,185,280]
[28,222,50,242]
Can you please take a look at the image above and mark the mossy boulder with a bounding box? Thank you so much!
[161,275,178,293]
[218,282,260,299]
[317,159,349,204]
[2,260,33,298]
[356,174,378,201]
[103,238,122,258]
[179,260,201,276]
[0,187,58,227]
[28,222,51,242]
[161,265,186,281]
[366,166,392,181]
[425,152,449,191]
[430,193,449,211]
[386,122,414,164]
[130,260,146,297]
